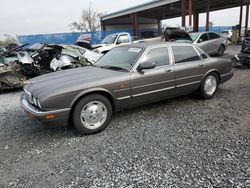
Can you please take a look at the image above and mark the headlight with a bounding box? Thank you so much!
[33,97,38,106]
[37,99,42,109]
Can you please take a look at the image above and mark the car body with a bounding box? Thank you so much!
[21,42,233,134]
[92,32,133,53]
[221,30,233,40]
[190,32,228,56]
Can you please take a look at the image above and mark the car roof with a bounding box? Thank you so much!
[117,41,195,49]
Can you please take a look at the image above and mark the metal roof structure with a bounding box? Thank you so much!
[101,0,250,40]
[102,0,247,21]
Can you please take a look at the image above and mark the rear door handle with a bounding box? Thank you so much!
[199,64,204,67]
[166,69,172,73]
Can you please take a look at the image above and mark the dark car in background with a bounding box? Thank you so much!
[21,42,233,135]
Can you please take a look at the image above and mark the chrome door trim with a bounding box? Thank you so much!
[176,81,201,88]
[132,79,175,89]
[132,86,175,98]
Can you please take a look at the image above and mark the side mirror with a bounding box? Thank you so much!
[116,40,122,45]
[198,38,203,43]
[137,62,156,71]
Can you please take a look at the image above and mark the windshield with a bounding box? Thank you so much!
[95,47,143,71]
[190,33,200,41]
[101,35,117,44]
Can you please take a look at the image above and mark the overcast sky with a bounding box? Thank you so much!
[0,0,249,39]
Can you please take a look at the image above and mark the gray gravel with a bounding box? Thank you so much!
[0,46,249,187]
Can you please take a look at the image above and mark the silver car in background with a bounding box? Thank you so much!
[190,32,228,56]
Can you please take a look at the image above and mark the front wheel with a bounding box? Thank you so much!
[72,94,113,135]
[199,73,219,99]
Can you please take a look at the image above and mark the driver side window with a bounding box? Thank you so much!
[141,47,170,67]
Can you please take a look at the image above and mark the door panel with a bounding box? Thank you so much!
[172,46,205,95]
[174,61,204,94]
[131,66,175,106]
[130,46,175,106]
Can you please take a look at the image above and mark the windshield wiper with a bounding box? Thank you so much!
[100,65,128,72]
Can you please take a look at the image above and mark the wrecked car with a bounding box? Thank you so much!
[0,43,103,90]
[0,62,26,90]
[232,37,250,68]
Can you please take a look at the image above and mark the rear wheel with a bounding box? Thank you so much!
[72,94,112,135]
[199,73,219,99]
[217,45,225,56]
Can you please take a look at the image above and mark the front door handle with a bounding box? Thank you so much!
[166,69,172,73]
[199,64,204,67]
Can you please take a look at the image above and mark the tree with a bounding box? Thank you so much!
[69,3,101,32]
[0,34,17,47]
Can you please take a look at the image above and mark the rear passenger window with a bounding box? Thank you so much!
[141,47,170,67]
[172,46,201,64]
[200,33,208,42]
[209,33,220,39]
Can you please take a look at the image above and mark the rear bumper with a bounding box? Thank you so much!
[220,70,234,84]
[20,93,70,127]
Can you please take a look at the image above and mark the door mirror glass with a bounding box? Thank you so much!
[137,61,156,71]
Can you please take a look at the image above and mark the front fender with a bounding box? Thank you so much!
[70,87,115,107]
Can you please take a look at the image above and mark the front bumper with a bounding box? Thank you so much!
[20,93,71,127]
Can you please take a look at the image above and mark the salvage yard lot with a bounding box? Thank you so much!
[0,45,249,187]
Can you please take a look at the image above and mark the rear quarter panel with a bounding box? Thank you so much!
[203,57,233,80]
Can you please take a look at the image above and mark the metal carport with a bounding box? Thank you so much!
[101,0,250,38]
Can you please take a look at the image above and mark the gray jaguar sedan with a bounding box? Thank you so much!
[21,42,233,134]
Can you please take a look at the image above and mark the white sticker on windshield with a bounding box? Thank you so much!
[128,48,142,53]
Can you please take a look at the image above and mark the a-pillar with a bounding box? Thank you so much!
[131,13,138,38]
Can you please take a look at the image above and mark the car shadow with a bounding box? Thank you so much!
[0,88,22,94]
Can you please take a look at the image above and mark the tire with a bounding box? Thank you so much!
[72,94,113,135]
[217,45,225,56]
[199,73,219,99]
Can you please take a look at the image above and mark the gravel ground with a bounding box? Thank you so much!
[0,45,249,187]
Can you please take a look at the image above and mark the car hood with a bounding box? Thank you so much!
[24,66,128,100]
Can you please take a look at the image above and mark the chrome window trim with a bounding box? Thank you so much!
[171,45,202,65]
[130,44,173,72]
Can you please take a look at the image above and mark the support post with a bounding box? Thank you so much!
[189,0,192,26]
[182,0,186,27]
[157,20,161,36]
[239,2,243,38]
[131,13,138,38]
[206,0,210,31]
[193,12,199,32]
[101,21,106,31]
[245,1,250,36]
